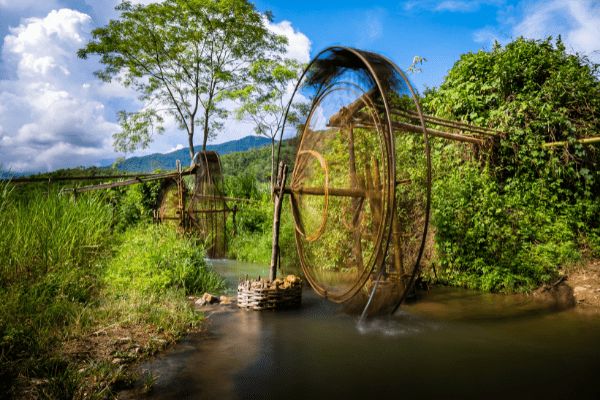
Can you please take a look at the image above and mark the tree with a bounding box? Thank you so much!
[78,0,285,160]
[235,58,305,191]
[422,37,600,291]
[424,37,600,190]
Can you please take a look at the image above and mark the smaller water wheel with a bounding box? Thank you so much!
[157,177,186,227]
[187,151,228,258]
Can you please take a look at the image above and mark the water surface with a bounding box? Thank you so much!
[128,259,600,399]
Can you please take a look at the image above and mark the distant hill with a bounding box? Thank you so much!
[114,136,271,172]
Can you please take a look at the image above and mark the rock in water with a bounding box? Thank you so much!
[195,292,220,306]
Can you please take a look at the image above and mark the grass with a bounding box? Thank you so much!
[227,195,299,273]
[0,183,225,398]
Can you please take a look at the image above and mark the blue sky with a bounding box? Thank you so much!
[1,0,599,172]
[253,0,505,90]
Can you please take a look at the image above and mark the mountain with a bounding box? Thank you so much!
[114,136,271,172]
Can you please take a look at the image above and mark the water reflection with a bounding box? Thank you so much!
[124,260,600,400]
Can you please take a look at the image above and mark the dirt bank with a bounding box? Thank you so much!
[533,259,600,311]
[567,259,600,308]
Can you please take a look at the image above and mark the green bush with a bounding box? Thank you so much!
[105,224,225,295]
[107,180,162,232]
[423,37,599,292]
[227,191,299,271]
[432,164,580,292]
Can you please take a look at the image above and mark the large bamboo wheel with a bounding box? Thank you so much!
[281,47,431,313]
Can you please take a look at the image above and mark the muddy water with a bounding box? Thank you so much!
[127,259,600,399]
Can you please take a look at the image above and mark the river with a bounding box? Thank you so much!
[123,259,600,399]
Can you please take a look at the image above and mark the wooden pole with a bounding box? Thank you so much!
[347,124,364,271]
[542,136,600,147]
[232,204,238,237]
[269,162,288,282]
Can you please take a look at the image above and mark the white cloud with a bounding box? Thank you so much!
[267,20,311,64]
[435,1,479,12]
[402,0,503,13]
[0,5,313,171]
[473,26,506,44]
[168,143,184,152]
[0,9,119,172]
[365,10,384,41]
[513,0,600,62]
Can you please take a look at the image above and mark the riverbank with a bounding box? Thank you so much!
[568,259,600,308]
[0,187,224,400]
[118,258,600,399]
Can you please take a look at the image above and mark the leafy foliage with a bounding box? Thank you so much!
[79,0,286,157]
[235,58,305,188]
[105,224,225,295]
[424,37,599,190]
[107,180,162,232]
[424,37,600,291]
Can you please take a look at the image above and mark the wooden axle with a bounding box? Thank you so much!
[350,120,486,145]
[280,179,410,198]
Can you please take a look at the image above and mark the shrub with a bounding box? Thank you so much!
[105,224,225,295]
[423,37,599,291]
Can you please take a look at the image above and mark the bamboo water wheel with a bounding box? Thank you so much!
[187,151,228,258]
[156,151,229,258]
[277,47,434,315]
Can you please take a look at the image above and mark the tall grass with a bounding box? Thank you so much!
[0,183,113,397]
[0,183,224,398]
[0,185,113,284]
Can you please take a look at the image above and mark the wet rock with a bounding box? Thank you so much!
[219,295,232,305]
[196,292,220,306]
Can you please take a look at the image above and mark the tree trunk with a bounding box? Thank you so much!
[202,92,214,152]
[188,130,195,162]
[270,137,275,195]
[202,109,209,151]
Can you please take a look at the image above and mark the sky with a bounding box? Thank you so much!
[0,0,599,173]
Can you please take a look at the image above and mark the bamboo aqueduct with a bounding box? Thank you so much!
[7,47,599,317]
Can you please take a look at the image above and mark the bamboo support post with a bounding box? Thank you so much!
[347,124,364,271]
[269,162,288,282]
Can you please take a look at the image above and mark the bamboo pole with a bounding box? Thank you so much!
[269,162,288,282]
[542,136,600,148]
[282,179,410,199]
[392,109,503,137]
[2,172,166,184]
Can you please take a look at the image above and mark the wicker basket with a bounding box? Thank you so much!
[237,277,302,311]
